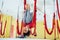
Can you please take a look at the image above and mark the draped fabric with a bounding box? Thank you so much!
[44,13,55,35]
[0,20,7,35]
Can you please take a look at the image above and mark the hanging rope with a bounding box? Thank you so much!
[44,0,46,38]
[56,0,60,20]
[53,0,56,39]
[0,0,4,25]
[0,0,4,17]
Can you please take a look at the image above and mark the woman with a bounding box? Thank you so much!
[19,4,33,38]
[23,4,33,25]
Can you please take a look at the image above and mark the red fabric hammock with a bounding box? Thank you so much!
[56,0,60,33]
[17,0,26,35]
[17,0,37,36]
[44,13,55,35]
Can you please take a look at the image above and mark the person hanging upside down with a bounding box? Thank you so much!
[19,4,33,38]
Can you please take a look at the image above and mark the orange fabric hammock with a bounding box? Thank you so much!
[0,20,7,35]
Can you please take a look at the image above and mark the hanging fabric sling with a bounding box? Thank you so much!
[44,0,55,37]
[17,0,27,35]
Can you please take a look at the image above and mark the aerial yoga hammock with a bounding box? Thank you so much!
[44,0,56,39]
[17,0,37,36]
[0,0,7,36]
